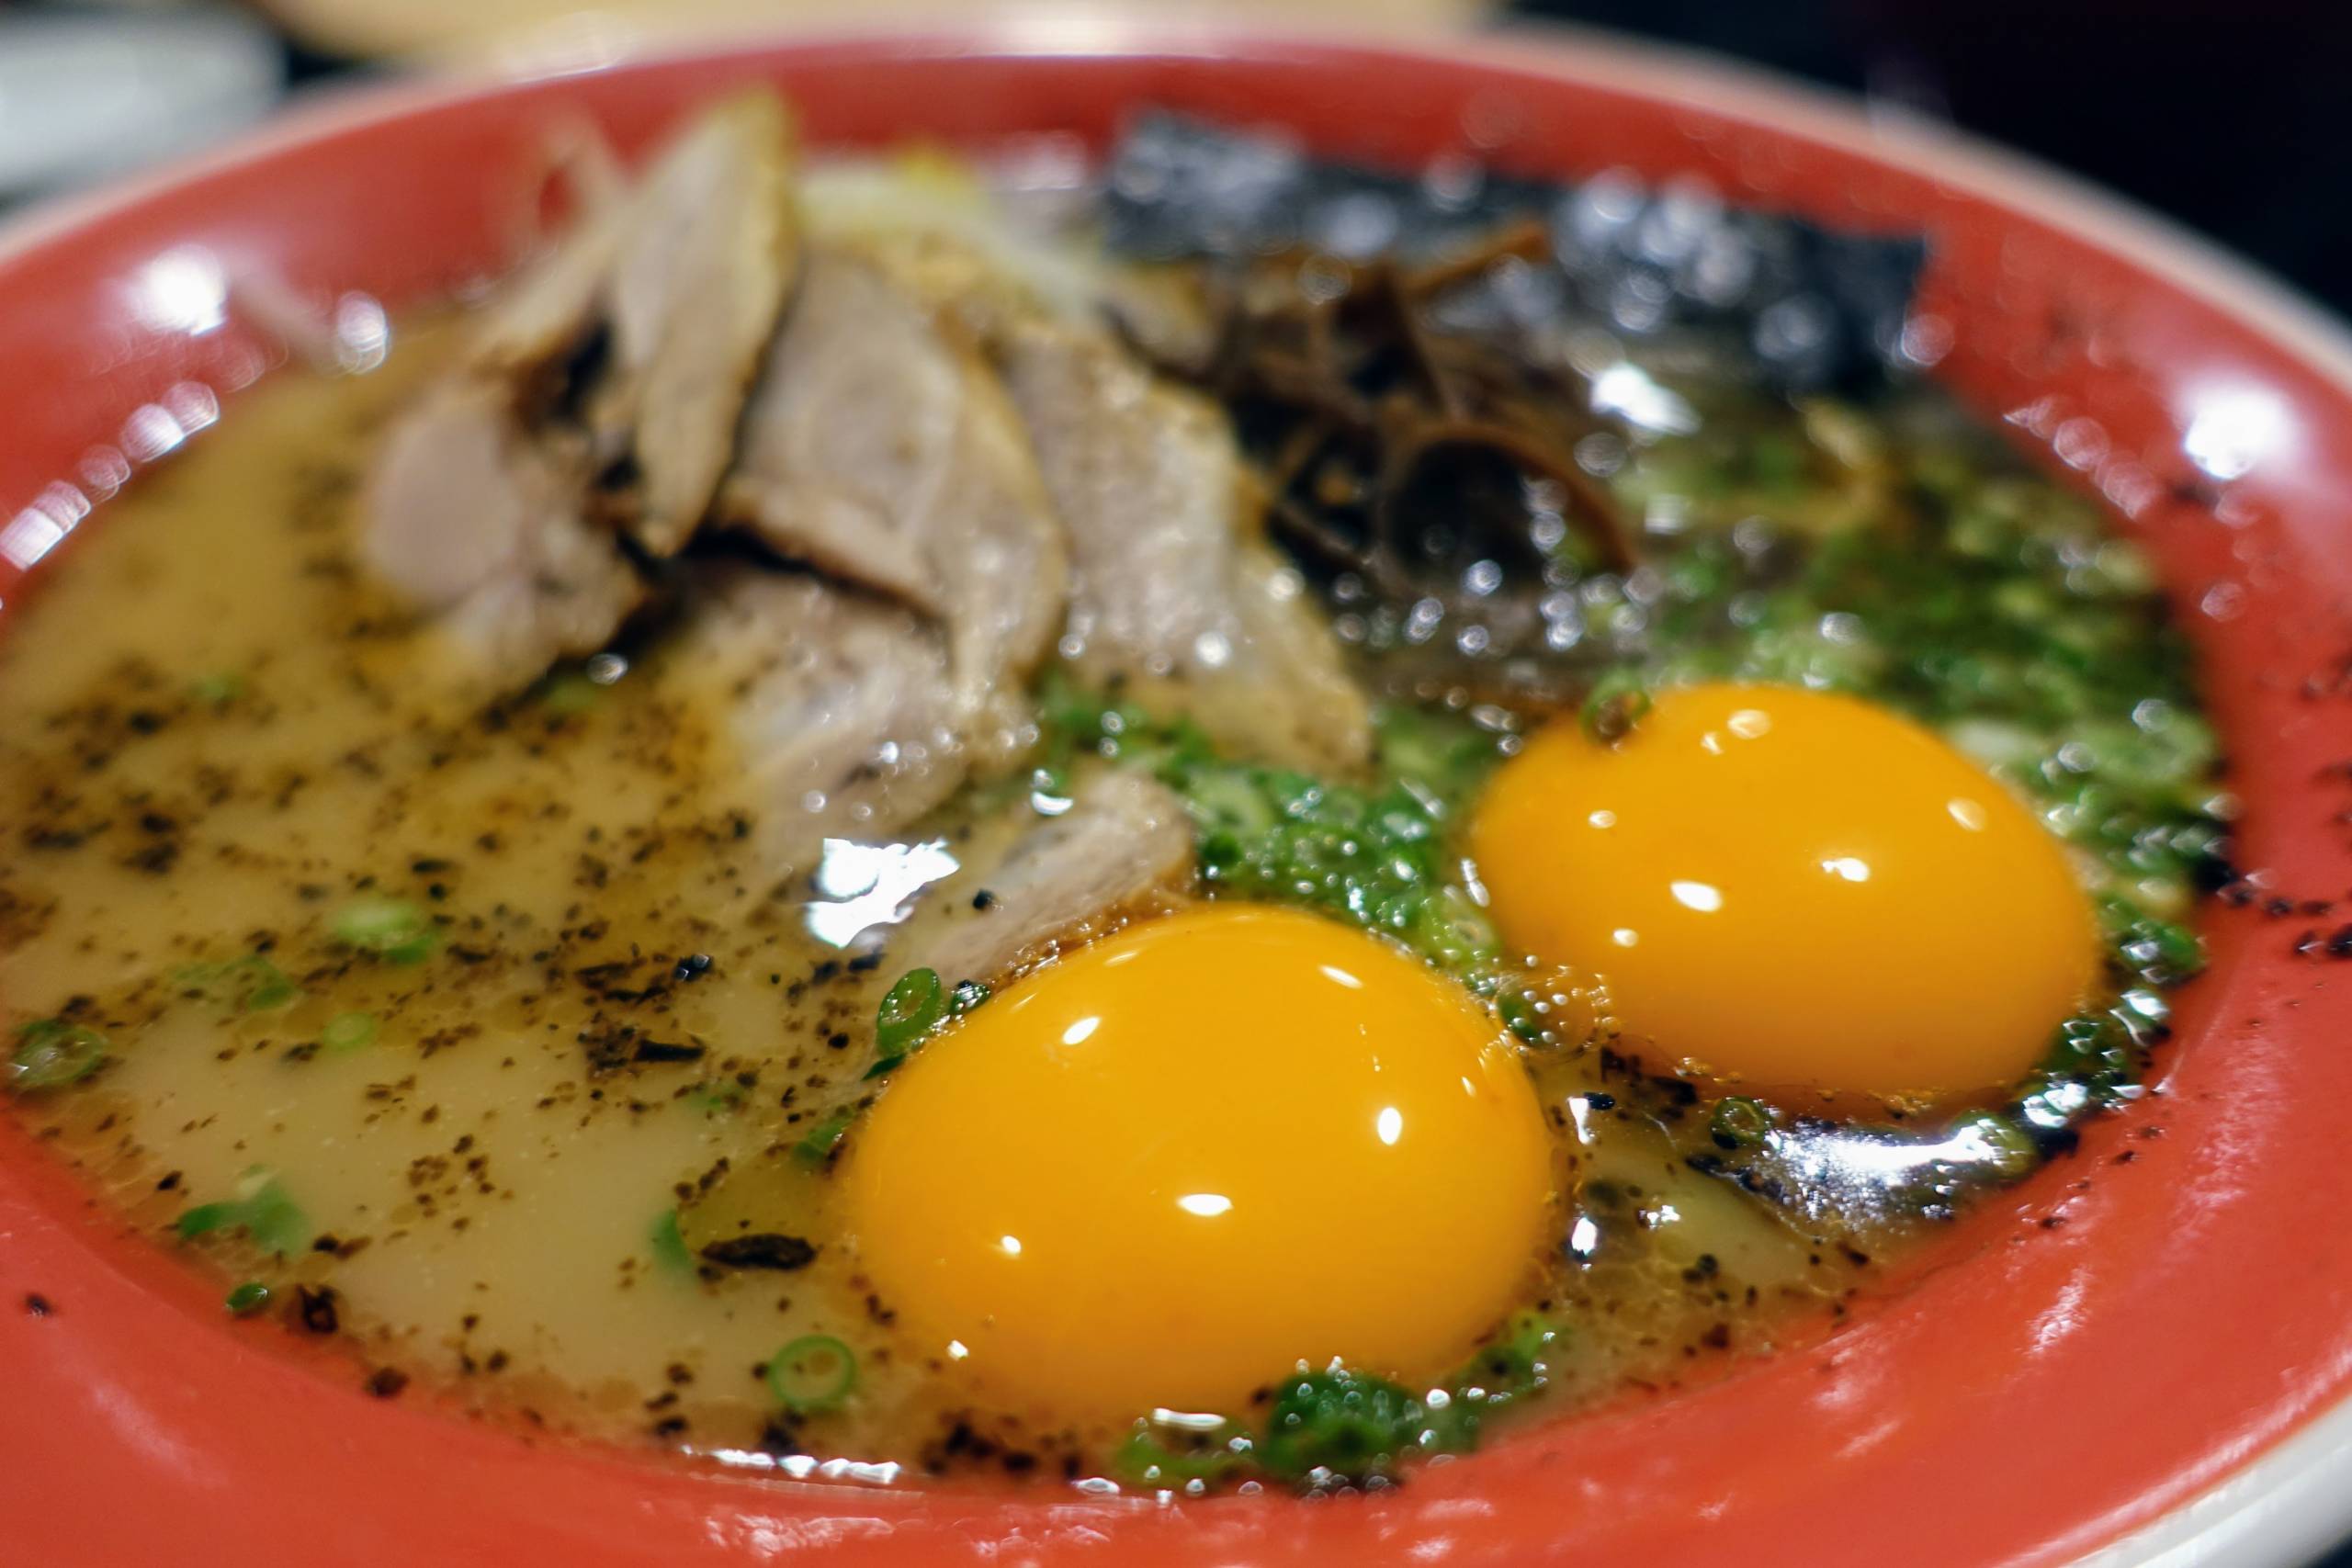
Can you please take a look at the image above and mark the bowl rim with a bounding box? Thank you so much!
[11,12,2351,396]
[3,18,2349,1566]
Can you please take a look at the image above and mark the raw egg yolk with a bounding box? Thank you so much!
[1471,682,2099,1102]
[845,904,1551,1420]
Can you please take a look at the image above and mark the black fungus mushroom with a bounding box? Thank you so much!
[1119,227,1635,698]
[1102,111,1928,704]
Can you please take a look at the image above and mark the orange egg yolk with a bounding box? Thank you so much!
[845,904,1552,1421]
[1471,682,2100,1102]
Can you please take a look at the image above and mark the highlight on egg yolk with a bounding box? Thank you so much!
[844,904,1552,1421]
[1470,682,2099,1102]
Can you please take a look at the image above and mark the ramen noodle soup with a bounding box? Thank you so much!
[0,96,2222,1492]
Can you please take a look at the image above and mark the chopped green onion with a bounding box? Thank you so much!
[1579,671,1653,744]
[188,671,246,705]
[2098,895,2204,985]
[1113,1418,1254,1490]
[1258,1366,1427,1483]
[245,974,301,1011]
[332,897,436,964]
[322,1011,379,1051]
[174,1202,241,1239]
[7,1019,107,1092]
[1709,1096,1774,1149]
[875,968,944,1055]
[1456,1311,1561,1409]
[1371,703,1499,806]
[174,1169,309,1257]
[765,1334,857,1414]
[865,967,947,1077]
[236,959,301,1011]
[649,1209,692,1273]
[1496,988,1545,1045]
[1182,768,1282,842]
[792,1109,854,1166]
[174,954,302,1013]
[1949,1109,2040,1180]
[240,1181,309,1256]
[224,1280,271,1315]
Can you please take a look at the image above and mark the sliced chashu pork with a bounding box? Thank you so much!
[995,313,1373,773]
[470,88,797,536]
[360,93,797,699]
[596,91,799,554]
[359,379,643,700]
[719,250,1067,760]
[920,771,1194,988]
[679,566,969,868]
[825,222,1373,772]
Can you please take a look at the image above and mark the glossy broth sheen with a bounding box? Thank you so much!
[0,335,1877,1479]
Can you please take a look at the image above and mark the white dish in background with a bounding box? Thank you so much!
[0,8,281,202]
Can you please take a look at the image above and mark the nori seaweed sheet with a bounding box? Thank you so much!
[1102,111,1926,396]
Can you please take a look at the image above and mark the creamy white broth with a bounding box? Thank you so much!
[0,330,955,1459]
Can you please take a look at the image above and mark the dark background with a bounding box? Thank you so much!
[1507,0,2351,317]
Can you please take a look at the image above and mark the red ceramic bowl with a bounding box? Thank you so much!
[5,23,2351,1567]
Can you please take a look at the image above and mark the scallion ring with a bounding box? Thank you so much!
[766,1334,857,1414]
[332,897,437,964]
[8,1019,107,1092]
[874,968,945,1059]
[322,1011,379,1051]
